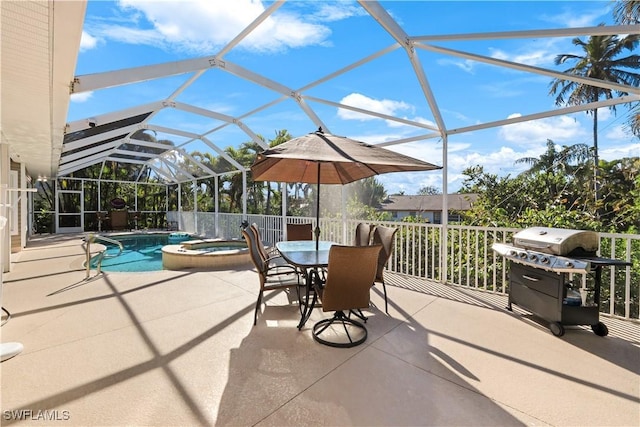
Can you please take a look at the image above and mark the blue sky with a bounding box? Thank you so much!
[68,1,639,195]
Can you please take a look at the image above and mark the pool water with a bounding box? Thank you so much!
[91,234,192,272]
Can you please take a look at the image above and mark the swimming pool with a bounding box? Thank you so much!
[91,233,193,272]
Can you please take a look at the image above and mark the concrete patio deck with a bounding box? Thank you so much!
[1,234,638,426]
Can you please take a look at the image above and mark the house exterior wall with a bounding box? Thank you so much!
[388,210,465,224]
[379,194,477,224]
[390,210,436,222]
[1,140,9,272]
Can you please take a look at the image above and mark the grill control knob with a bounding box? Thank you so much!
[540,256,550,264]
[529,254,538,261]
[565,261,574,268]
[519,252,528,259]
[509,250,517,257]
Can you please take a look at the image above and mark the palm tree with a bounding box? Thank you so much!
[223,145,257,213]
[516,139,590,201]
[613,0,640,24]
[630,106,640,137]
[264,130,292,215]
[549,29,640,201]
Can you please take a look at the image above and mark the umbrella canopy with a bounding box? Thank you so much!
[251,129,442,247]
[252,129,441,185]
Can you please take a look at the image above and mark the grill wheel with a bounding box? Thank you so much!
[591,322,609,336]
[549,322,565,337]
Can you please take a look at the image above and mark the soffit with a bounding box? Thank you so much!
[0,1,86,179]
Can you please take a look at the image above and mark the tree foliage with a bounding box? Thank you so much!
[460,142,639,233]
[613,0,640,24]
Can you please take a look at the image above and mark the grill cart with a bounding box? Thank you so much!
[493,227,631,337]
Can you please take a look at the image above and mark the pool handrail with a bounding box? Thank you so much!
[84,233,124,279]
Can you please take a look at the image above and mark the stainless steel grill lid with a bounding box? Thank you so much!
[512,227,599,256]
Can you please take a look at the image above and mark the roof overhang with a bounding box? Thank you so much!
[1,1,86,179]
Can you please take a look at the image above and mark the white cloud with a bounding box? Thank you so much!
[338,93,413,121]
[80,31,98,51]
[384,141,442,164]
[70,91,93,103]
[604,124,631,140]
[436,58,475,74]
[597,107,612,121]
[337,93,436,130]
[541,8,607,28]
[311,3,366,22]
[490,47,552,68]
[450,146,527,173]
[378,140,546,194]
[379,171,442,195]
[386,115,437,129]
[489,37,564,68]
[106,0,331,54]
[498,113,588,146]
[600,143,640,159]
[97,25,166,46]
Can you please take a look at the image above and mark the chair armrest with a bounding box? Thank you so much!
[265,254,293,269]
[264,246,280,258]
[264,264,298,277]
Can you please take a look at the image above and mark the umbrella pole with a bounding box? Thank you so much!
[315,164,320,251]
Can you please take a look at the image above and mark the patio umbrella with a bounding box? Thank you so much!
[251,128,442,249]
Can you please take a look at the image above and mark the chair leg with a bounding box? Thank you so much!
[349,309,367,322]
[254,290,263,325]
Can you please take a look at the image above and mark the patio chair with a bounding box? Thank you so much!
[242,228,301,325]
[109,210,129,230]
[311,244,381,348]
[286,223,313,241]
[354,222,375,246]
[372,225,398,314]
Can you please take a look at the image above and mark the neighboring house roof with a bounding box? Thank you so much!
[379,194,478,212]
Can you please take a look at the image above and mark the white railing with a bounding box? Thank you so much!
[171,211,639,321]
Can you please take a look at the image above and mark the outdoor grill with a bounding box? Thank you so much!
[492,226,631,337]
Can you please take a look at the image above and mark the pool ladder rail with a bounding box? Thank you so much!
[83,233,124,279]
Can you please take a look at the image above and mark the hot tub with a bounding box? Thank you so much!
[162,239,251,270]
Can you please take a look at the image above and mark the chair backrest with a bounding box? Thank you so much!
[287,223,313,241]
[321,245,381,312]
[372,225,398,282]
[354,223,374,246]
[249,223,269,261]
[241,228,267,274]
